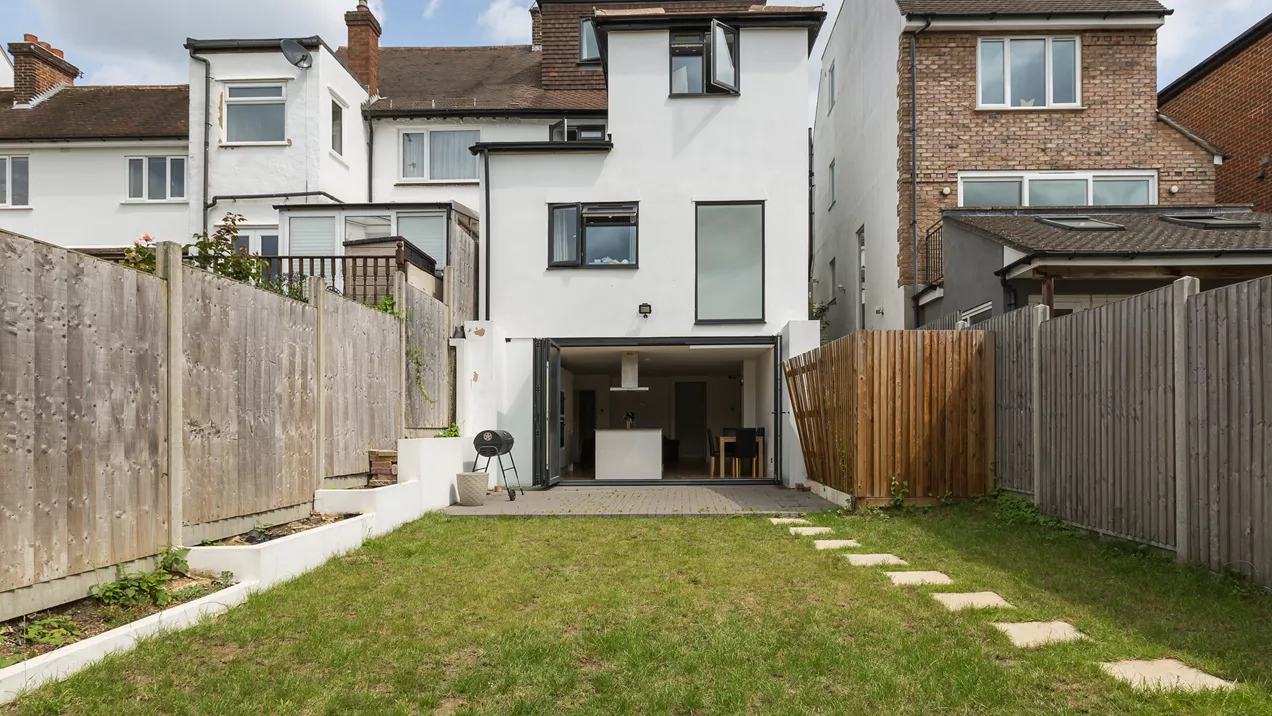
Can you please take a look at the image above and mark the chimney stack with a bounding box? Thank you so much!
[345,1,382,95]
[530,6,543,50]
[9,34,80,106]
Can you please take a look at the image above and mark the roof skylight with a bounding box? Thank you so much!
[1037,217,1125,231]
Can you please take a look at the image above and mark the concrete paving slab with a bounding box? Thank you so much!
[1100,659,1234,692]
[932,592,1014,611]
[770,518,811,525]
[885,571,953,586]
[992,621,1085,648]
[789,526,833,536]
[845,554,908,566]
[813,539,861,550]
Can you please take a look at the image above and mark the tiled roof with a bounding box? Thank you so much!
[0,86,189,141]
[348,45,606,114]
[947,210,1272,254]
[894,0,1168,15]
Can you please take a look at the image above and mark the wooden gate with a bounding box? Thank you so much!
[784,330,994,505]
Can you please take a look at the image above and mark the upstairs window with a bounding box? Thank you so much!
[550,119,606,142]
[827,61,836,112]
[127,156,185,201]
[670,20,740,96]
[579,18,601,63]
[960,171,1154,207]
[549,202,638,268]
[0,156,29,207]
[331,97,344,156]
[697,202,764,323]
[978,37,1080,109]
[402,129,481,181]
[225,84,286,143]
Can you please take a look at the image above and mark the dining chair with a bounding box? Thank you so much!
[730,428,759,478]
[707,428,720,478]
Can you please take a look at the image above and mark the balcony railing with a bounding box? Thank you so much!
[261,255,404,304]
[919,220,944,286]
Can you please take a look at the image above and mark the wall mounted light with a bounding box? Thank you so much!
[941,187,952,197]
[1169,185,1180,195]
[638,303,653,318]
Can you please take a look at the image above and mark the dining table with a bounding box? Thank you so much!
[716,434,765,478]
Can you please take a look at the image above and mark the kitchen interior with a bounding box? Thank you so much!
[556,345,776,481]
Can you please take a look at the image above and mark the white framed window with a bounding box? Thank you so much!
[978,37,1080,109]
[960,301,993,326]
[330,94,346,156]
[827,61,836,112]
[959,170,1156,208]
[400,129,481,182]
[828,159,837,209]
[225,83,286,144]
[126,156,186,201]
[230,228,282,257]
[0,156,30,207]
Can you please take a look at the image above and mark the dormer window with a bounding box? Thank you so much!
[580,19,600,63]
[550,119,607,142]
[670,20,740,96]
[978,37,1080,109]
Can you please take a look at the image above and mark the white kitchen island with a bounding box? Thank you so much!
[595,429,663,480]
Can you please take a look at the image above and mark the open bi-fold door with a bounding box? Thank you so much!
[532,338,563,487]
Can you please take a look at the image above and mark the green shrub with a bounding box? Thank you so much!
[90,569,172,608]
[435,423,460,438]
[158,545,190,576]
[23,616,80,647]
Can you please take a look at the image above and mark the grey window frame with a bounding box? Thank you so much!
[547,202,640,269]
[669,20,740,97]
[579,18,601,63]
[694,200,765,324]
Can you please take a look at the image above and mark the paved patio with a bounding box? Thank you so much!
[445,485,837,517]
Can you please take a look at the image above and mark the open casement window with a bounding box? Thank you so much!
[670,20,740,96]
[0,156,30,207]
[579,18,601,63]
[549,203,638,268]
[127,156,186,201]
[549,119,607,142]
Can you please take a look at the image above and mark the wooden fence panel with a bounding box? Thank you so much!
[182,269,317,525]
[1039,285,1178,549]
[322,292,403,477]
[404,284,451,430]
[921,313,960,330]
[982,306,1044,496]
[784,330,993,504]
[1186,275,1272,585]
[444,221,479,331]
[1,233,168,593]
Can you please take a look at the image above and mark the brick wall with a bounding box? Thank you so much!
[895,29,1217,285]
[345,6,382,95]
[1160,29,1272,213]
[539,1,757,91]
[8,38,79,105]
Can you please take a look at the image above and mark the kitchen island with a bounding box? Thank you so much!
[595,429,662,480]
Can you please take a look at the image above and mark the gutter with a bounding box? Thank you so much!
[468,140,613,154]
[368,107,606,120]
[994,248,1272,277]
[367,115,375,202]
[189,47,212,234]
[482,150,491,321]
[206,191,343,215]
[909,16,931,328]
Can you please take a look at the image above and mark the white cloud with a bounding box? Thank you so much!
[29,0,384,85]
[479,0,534,43]
[423,0,442,19]
[1158,0,1269,87]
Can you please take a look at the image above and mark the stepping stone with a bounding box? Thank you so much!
[789,526,832,536]
[885,571,952,586]
[992,621,1085,648]
[1100,659,1234,692]
[770,517,811,525]
[931,592,1014,611]
[813,539,861,550]
[845,554,907,566]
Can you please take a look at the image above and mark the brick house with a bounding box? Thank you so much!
[811,0,1224,334]
[1159,11,1272,214]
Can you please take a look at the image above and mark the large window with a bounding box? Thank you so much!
[126,156,185,201]
[402,130,480,181]
[978,37,1080,109]
[399,212,449,267]
[549,203,638,268]
[225,84,286,143]
[960,171,1155,207]
[696,202,763,322]
[0,156,30,207]
[670,20,740,96]
[579,18,600,62]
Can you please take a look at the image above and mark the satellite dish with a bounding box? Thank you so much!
[281,39,313,70]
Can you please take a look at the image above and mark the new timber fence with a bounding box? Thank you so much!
[784,330,995,506]
[0,231,458,619]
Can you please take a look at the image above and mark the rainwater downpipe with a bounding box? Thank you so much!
[190,48,212,234]
[909,16,931,328]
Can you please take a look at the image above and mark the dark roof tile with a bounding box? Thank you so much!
[0,86,188,141]
[895,0,1168,15]
[948,210,1272,253]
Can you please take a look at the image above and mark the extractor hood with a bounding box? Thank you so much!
[610,352,649,392]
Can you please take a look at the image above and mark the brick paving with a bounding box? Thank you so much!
[445,485,836,517]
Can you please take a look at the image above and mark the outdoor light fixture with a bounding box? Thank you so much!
[638,303,653,318]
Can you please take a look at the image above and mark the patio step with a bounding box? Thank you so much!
[788,526,833,536]
[813,539,860,550]
[991,621,1086,648]
[885,571,953,586]
[931,592,1013,611]
[769,517,811,525]
[1100,659,1234,692]
[844,553,907,566]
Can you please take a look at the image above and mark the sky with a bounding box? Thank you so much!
[2,0,1270,124]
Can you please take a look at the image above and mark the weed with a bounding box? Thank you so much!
[989,491,1078,535]
[218,571,236,586]
[435,423,460,438]
[90,569,173,609]
[0,654,23,668]
[887,475,910,509]
[158,545,191,576]
[22,616,81,647]
[369,294,401,317]
[170,584,213,603]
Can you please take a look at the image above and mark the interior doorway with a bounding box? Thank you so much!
[674,382,707,462]
[578,389,597,469]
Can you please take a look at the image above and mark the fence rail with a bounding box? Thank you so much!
[785,330,994,505]
[261,255,402,304]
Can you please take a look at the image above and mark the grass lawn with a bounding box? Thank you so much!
[7,496,1272,715]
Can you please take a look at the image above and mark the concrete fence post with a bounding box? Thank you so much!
[1172,276,1200,563]
[309,278,327,487]
[1030,304,1049,505]
[155,242,185,547]
[395,271,408,438]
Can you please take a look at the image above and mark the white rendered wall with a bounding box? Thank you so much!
[0,50,13,88]
[189,46,369,236]
[481,27,810,339]
[812,0,906,333]
[0,142,188,247]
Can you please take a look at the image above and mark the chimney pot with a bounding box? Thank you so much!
[9,34,81,105]
[37,41,51,51]
[52,48,64,59]
[23,34,37,43]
